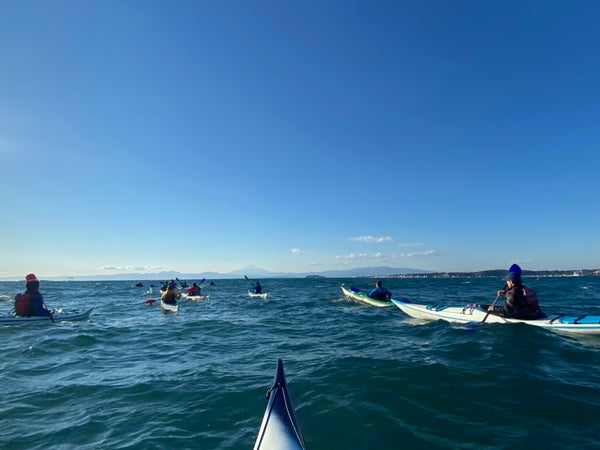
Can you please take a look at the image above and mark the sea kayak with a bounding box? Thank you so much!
[254,359,306,450]
[180,292,210,301]
[249,290,268,299]
[0,308,93,325]
[160,300,179,312]
[392,299,600,335]
[341,285,392,307]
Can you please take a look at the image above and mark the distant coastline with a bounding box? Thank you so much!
[1,267,598,282]
[377,269,600,279]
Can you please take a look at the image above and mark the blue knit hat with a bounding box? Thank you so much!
[508,264,522,275]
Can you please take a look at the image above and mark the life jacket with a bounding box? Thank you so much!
[369,288,390,301]
[15,293,34,316]
[162,289,180,304]
[506,286,540,319]
[371,292,389,301]
[522,287,540,313]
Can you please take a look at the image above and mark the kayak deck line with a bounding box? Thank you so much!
[426,305,450,312]
[549,314,600,325]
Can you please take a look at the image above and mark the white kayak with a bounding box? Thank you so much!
[160,300,179,312]
[392,299,600,335]
[254,359,306,450]
[180,292,210,301]
[249,290,268,299]
[0,308,93,325]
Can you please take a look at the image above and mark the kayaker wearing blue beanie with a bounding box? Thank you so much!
[489,267,544,319]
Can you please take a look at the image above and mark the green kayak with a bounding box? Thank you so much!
[341,285,392,307]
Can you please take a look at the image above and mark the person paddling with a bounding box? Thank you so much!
[488,267,544,319]
[14,273,53,317]
[187,282,201,297]
[368,280,392,301]
[253,281,262,294]
[161,281,181,305]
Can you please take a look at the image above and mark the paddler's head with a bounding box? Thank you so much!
[25,273,40,292]
[503,270,521,287]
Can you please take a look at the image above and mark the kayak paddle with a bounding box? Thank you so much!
[245,275,256,290]
[481,293,503,323]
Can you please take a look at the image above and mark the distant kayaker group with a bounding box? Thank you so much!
[11,265,543,322]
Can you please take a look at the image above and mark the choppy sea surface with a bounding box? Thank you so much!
[0,276,599,449]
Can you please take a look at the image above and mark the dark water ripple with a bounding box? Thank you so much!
[1,277,599,449]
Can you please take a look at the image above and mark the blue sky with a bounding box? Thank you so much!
[1,1,599,278]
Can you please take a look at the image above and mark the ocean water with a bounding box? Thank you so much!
[0,277,599,449]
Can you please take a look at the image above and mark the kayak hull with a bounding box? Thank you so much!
[392,299,600,335]
[254,359,306,450]
[181,292,210,301]
[160,300,179,312]
[341,285,392,307]
[0,308,93,324]
[249,290,268,299]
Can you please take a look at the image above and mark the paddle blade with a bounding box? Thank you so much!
[244,275,251,282]
[145,299,157,305]
[464,322,480,333]
[200,278,206,284]
[349,286,362,293]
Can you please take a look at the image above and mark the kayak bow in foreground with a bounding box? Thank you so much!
[248,290,268,299]
[392,299,600,335]
[254,359,306,450]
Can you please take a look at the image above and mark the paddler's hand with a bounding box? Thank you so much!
[497,289,506,296]
[488,305,495,312]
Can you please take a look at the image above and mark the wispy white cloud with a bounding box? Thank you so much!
[349,236,392,243]
[397,242,424,247]
[401,250,438,257]
[308,261,327,267]
[336,252,386,263]
[291,248,302,255]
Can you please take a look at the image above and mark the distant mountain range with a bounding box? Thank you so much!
[2,266,597,282]
[0,266,432,281]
